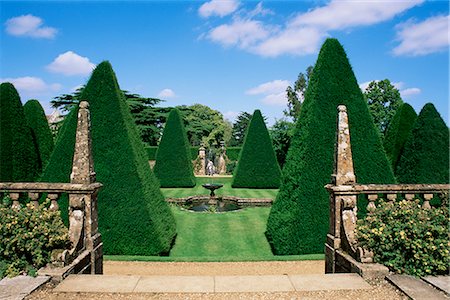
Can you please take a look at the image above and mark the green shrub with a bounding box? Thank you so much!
[0,83,40,182]
[154,108,196,187]
[396,103,449,184]
[191,147,200,160]
[41,61,176,255]
[266,38,394,255]
[0,197,70,277]
[357,195,449,276]
[146,146,158,160]
[23,100,55,174]
[383,103,417,171]
[225,147,241,161]
[232,110,281,188]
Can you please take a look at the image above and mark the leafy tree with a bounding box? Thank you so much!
[229,112,252,146]
[0,83,39,182]
[284,66,313,122]
[266,38,394,255]
[396,103,449,184]
[41,61,176,255]
[23,99,55,173]
[363,79,403,136]
[269,118,295,168]
[232,109,281,188]
[383,103,417,171]
[154,108,196,187]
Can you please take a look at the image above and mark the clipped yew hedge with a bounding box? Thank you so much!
[383,103,417,171]
[0,83,39,182]
[232,110,281,188]
[266,38,394,255]
[41,61,176,255]
[23,99,54,173]
[396,103,449,184]
[154,108,196,187]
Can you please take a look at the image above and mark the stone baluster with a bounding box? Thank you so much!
[422,193,433,209]
[28,192,40,209]
[386,193,397,204]
[367,194,377,213]
[405,194,415,201]
[10,193,20,210]
[48,193,59,211]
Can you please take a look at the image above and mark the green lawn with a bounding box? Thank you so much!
[160,176,279,199]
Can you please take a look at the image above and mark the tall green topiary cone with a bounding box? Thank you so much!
[232,109,281,188]
[41,61,176,255]
[396,103,449,184]
[383,103,417,171]
[23,99,54,173]
[154,108,196,187]
[266,38,395,255]
[0,83,39,182]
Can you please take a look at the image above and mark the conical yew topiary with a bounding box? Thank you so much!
[41,61,176,255]
[396,103,449,184]
[23,99,54,173]
[232,109,281,188]
[266,38,395,255]
[154,108,196,187]
[0,83,39,182]
[383,103,417,171]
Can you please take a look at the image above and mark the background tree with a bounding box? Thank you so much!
[284,66,313,122]
[0,83,40,182]
[396,103,449,184]
[229,112,252,146]
[383,103,417,171]
[232,109,281,188]
[269,118,295,168]
[23,99,54,173]
[363,79,403,136]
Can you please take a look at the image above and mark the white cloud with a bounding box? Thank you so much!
[157,88,176,98]
[393,15,449,56]
[400,87,421,98]
[202,0,422,57]
[47,51,96,76]
[0,76,62,96]
[199,0,239,18]
[5,14,57,39]
[223,111,240,122]
[246,80,290,106]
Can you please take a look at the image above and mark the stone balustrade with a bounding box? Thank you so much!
[324,105,449,281]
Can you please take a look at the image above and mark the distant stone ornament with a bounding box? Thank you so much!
[206,160,215,176]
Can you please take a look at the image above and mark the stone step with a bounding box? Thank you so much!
[54,273,371,293]
[421,276,450,296]
[387,274,449,300]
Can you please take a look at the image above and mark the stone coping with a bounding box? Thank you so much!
[166,195,273,206]
[324,183,449,194]
[0,182,103,194]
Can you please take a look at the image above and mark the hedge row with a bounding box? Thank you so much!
[154,108,196,187]
[232,110,281,188]
[396,103,449,184]
[225,147,241,161]
[0,83,39,182]
[41,61,176,255]
[266,38,394,255]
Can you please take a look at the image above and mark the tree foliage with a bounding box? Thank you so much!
[232,109,281,188]
[23,100,54,173]
[363,79,403,136]
[41,61,176,255]
[284,66,313,122]
[0,83,39,182]
[396,103,449,184]
[266,38,394,255]
[383,103,417,171]
[154,108,196,187]
[269,118,295,168]
[229,112,252,146]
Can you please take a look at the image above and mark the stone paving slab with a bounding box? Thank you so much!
[215,275,294,292]
[288,273,371,291]
[422,276,450,295]
[387,274,449,300]
[53,275,140,293]
[134,276,214,293]
[0,275,50,300]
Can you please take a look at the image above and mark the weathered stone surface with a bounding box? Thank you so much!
[422,276,450,295]
[387,274,449,300]
[0,275,50,300]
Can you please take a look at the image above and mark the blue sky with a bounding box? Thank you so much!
[1,0,449,125]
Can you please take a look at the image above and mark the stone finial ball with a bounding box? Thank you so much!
[79,101,89,109]
[338,105,347,112]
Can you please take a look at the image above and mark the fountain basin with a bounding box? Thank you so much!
[167,196,272,213]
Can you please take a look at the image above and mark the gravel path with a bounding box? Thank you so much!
[27,260,407,300]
